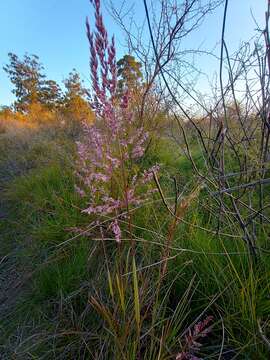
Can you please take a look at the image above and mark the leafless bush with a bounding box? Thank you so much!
[140,0,270,255]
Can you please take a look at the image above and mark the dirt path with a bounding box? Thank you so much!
[0,173,28,357]
[0,203,22,314]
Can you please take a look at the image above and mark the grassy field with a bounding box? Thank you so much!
[0,118,270,359]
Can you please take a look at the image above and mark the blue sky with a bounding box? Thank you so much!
[0,0,266,106]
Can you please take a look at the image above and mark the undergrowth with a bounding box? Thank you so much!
[1,124,270,358]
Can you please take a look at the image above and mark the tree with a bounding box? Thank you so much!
[62,69,93,123]
[63,69,88,100]
[41,79,63,109]
[3,53,46,112]
[117,55,143,93]
[4,52,63,112]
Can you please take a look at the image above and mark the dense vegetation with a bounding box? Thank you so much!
[1,0,270,359]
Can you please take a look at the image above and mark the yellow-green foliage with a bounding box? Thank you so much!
[63,95,95,123]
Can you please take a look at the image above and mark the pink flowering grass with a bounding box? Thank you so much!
[176,316,214,360]
[75,0,158,243]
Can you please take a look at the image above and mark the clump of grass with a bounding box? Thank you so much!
[6,165,79,239]
[168,210,270,358]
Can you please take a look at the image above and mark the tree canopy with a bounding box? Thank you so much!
[3,52,63,112]
[117,55,143,93]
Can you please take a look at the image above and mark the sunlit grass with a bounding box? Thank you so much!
[1,122,270,358]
